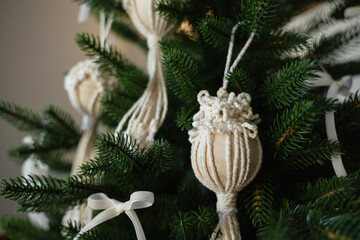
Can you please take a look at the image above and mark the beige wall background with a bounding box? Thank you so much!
[0,0,145,215]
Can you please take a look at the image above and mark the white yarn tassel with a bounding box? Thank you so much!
[115,0,174,147]
[212,194,240,240]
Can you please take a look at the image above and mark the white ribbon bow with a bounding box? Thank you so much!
[74,191,154,240]
[310,71,357,177]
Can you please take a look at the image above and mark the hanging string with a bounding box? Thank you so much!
[99,11,114,50]
[219,23,257,95]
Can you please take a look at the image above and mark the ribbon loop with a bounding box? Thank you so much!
[128,191,155,210]
[87,193,119,210]
[74,191,154,240]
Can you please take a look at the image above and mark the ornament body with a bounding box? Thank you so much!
[64,59,117,118]
[189,90,262,240]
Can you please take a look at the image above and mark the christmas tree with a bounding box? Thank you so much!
[1,0,360,239]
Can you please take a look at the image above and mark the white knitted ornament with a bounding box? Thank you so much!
[188,23,262,240]
[115,0,174,147]
[63,59,117,225]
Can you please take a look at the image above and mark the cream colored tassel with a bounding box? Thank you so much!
[115,0,174,147]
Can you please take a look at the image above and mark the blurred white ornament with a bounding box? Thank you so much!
[21,136,50,230]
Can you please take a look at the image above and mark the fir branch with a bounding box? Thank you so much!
[156,0,186,22]
[0,217,62,240]
[42,105,81,140]
[162,48,198,103]
[270,100,320,158]
[287,139,341,170]
[8,147,72,173]
[64,175,102,202]
[75,33,147,97]
[62,221,112,240]
[0,100,45,133]
[101,93,134,123]
[335,92,360,134]
[245,180,274,227]
[8,144,36,161]
[111,20,147,50]
[226,68,256,95]
[94,132,144,175]
[0,176,65,209]
[8,139,77,162]
[256,208,298,240]
[79,157,109,178]
[35,152,72,173]
[169,211,194,240]
[302,173,359,206]
[175,106,197,131]
[192,206,217,239]
[253,30,308,58]
[315,214,360,240]
[239,0,278,34]
[262,60,315,110]
[145,139,173,175]
[197,16,234,49]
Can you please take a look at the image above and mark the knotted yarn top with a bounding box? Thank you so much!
[64,59,117,118]
[189,90,259,142]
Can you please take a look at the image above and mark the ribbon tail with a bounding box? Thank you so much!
[325,82,347,177]
[74,207,119,240]
[125,210,146,240]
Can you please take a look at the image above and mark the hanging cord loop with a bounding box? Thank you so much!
[218,23,256,97]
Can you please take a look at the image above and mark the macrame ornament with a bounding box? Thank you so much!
[310,71,360,177]
[188,24,262,240]
[21,136,50,230]
[115,0,174,147]
[63,11,117,225]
